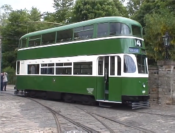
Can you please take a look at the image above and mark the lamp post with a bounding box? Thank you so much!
[162,32,170,60]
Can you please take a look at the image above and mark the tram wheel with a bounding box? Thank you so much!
[81,96,95,105]
[63,94,73,103]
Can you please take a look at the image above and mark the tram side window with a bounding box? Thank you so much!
[56,62,72,75]
[110,56,115,75]
[21,38,27,48]
[74,30,93,40]
[124,55,136,73]
[73,62,92,75]
[56,68,72,74]
[117,56,121,75]
[74,25,93,40]
[57,29,73,42]
[28,35,41,47]
[28,64,39,74]
[16,61,20,74]
[98,57,104,75]
[110,23,130,36]
[97,23,109,37]
[41,63,54,74]
[42,32,56,45]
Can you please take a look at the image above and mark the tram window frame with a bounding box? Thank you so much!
[117,56,121,76]
[16,61,20,74]
[132,25,142,37]
[74,25,94,40]
[57,29,73,43]
[97,23,109,38]
[21,38,27,48]
[28,39,41,47]
[55,62,72,75]
[73,62,92,75]
[42,32,56,45]
[110,23,130,36]
[40,63,55,75]
[28,64,39,74]
[98,57,104,75]
[110,56,115,75]
[124,55,136,73]
[56,68,72,75]
[28,35,41,47]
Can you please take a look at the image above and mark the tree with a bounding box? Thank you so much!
[126,0,144,16]
[1,10,30,68]
[144,9,175,60]
[29,7,41,21]
[72,0,119,22]
[0,4,12,27]
[53,0,74,24]
[113,0,128,17]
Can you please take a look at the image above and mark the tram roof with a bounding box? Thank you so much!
[20,16,142,39]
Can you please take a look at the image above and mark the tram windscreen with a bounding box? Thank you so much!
[124,55,136,73]
[132,25,142,37]
[137,55,148,74]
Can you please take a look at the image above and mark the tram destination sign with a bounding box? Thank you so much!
[129,47,140,53]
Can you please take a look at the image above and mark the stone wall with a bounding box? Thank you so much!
[148,66,159,105]
[148,60,175,105]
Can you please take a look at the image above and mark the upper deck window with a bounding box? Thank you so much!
[74,25,93,40]
[132,25,141,37]
[28,35,41,47]
[110,23,130,36]
[21,38,27,48]
[97,23,109,37]
[57,29,73,42]
[42,32,56,45]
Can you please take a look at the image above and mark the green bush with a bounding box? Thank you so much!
[2,66,16,84]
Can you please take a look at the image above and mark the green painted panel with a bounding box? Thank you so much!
[121,77,149,96]
[96,77,104,99]
[16,76,97,97]
[108,77,122,101]
[17,38,144,60]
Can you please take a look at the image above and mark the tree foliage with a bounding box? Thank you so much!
[113,0,128,17]
[144,9,175,60]
[53,0,74,24]
[72,0,119,22]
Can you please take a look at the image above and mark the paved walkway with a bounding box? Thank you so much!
[0,85,57,133]
[1,85,175,133]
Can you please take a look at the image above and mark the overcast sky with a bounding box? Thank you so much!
[0,0,55,13]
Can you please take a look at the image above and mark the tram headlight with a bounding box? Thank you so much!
[143,84,146,88]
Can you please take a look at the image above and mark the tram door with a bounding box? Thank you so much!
[96,56,110,100]
[104,56,109,100]
[97,56,121,101]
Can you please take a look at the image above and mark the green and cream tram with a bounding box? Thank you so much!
[15,17,149,109]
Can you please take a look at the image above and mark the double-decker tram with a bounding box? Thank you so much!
[15,17,149,109]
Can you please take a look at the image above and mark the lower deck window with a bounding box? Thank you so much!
[56,68,72,75]
[28,64,39,74]
[41,68,54,74]
[73,62,92,75]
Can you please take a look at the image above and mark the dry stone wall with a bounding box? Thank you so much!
[148,61,175,105]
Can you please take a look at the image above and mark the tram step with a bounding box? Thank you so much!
[131,101,150,109]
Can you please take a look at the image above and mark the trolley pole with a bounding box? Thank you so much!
[0,36,2,90]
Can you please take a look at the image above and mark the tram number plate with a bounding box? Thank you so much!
[129,48,139,53]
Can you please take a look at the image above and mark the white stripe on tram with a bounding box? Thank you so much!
[18,36,144,51]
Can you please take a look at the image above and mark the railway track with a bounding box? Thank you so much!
[3,91,175,133]
[76,106,155,133]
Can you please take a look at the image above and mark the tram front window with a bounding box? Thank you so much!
[124,55,136,73]
[137,55,148,74]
